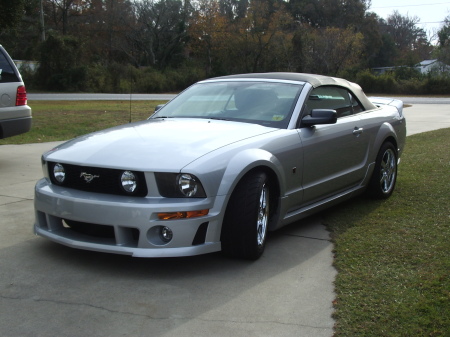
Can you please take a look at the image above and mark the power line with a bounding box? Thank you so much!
[371,2,450,9]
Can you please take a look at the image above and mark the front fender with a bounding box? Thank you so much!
[181,147,286,234]
[216,148,286,197]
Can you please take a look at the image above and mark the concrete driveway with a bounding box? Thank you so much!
[1,150,335,336]
[402,104,450,135]
[1,103,448,337]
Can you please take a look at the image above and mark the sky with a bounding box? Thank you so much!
[368,0,450,41]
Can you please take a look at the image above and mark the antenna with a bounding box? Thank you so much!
[129,68,132,123]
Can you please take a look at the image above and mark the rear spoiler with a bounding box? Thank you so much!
[369,97,404,115]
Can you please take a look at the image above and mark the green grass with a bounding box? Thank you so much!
[2,101,448,335]
[0,100,167,145]
[326,128,450,336]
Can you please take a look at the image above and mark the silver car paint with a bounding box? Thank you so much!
[42,119,280,172]
[34,75,406,257]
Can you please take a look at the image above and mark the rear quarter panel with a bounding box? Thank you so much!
[358,104,406,164]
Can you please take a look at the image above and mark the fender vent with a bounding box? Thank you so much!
[192,222,209,246]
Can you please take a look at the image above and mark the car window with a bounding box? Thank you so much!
[0,51,19,83]
[153,81,304,128]
[307,86,364,118]
[348,91,364,114]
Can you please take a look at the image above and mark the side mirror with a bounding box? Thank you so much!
[154,104,165,112]
[302,109,337,126]
[148,104,165,119]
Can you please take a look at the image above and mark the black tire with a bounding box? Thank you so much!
[221,171,270,260]
[367,142,398,199]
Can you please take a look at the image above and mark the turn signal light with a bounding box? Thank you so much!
[157,209,209,220]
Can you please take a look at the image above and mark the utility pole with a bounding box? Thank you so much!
[40,0,46,41]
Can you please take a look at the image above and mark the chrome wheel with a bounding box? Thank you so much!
[221,171,271,260]
[380,148,397,194]
[257,183,269,247]
[368,142,398,199]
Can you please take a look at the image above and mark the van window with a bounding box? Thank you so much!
[0,51,19,83]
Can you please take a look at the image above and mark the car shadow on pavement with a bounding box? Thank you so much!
[1,216,335,337]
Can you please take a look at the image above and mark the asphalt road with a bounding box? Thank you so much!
[28,93,178,101]
[0,101,449,337]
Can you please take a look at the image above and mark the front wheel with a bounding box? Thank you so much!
[221,171,270,260]
[367,142,398,199]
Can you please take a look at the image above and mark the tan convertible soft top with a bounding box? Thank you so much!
[211,72,377,111]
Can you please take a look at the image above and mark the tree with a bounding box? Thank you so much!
[189,0,231,75]
[218,0,248,20]
[230,0,279,72]
[299,26,364,75]
[45,0,76,35]
[0,0,26,32]
[373,32,397,67]
[36,33,87,90]
[132,0,189,68]
[0,0,45,59]
[189,0,294,74]
[437,15,450,48]
[382,11,431,65]
[288,0,368,29]
[359,12,383,68]
[38,0,136,65]
[436,15,450,67]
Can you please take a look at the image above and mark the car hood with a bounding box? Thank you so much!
[44,118,278,171]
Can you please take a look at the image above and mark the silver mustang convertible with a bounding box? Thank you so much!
[34,73,406,260]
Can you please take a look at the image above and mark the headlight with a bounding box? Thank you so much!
[121,171,137,193]
[155,173,206,198]
[178,174,199,197]
[53,163,66,184]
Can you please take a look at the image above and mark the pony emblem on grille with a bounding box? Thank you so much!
[80,172,100,183]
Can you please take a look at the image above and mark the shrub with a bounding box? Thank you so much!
[36,34,86,91]
[423,76,450,95]
[78,63,206,93]
[397,78,423,95]
[356,70,398,94]
[355,69,450,95]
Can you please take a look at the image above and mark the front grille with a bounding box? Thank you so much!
[48,162,148,197]
[64,219,115,238]
[63,219,140,248]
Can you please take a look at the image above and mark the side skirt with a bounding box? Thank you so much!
[274,184,367,230]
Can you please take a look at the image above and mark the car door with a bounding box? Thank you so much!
[298,86,370,205]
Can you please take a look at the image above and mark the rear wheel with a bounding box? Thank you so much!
[368,142,398,199]
[221,171,270,260]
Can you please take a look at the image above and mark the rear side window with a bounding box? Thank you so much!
[0,51,19,83]
[307,86,364,118]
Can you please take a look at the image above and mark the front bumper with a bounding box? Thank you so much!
[34,178,224,257]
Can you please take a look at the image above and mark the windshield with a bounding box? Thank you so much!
[151,81,304,128]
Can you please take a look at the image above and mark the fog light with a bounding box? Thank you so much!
[160,226,173,243]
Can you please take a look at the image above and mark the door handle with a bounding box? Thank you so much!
[352,127,364,136]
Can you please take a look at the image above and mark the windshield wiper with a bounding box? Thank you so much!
[207,117,230,121]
